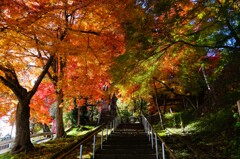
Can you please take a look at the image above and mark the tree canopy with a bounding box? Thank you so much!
[0,0,239,154]
[112,0,240,108]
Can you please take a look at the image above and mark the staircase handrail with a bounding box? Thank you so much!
[79,115,120,159]
[141,112,176,159]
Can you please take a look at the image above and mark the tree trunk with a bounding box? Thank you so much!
[170,108,176,127]
[163,98,167,114]
[237,100,240,116]
[49,52,66,138]
[42,123,51,138]
[196,97,199,109]
[201,65,211,91]
[155,96,164,130]
[153,81,164,129]
[56,106,65,138]
[0,56,54,154]
[55,90,66,138]
[77,106,81,127]
[11,101,33,154]
[180,114,185,133]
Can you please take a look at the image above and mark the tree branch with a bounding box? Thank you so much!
[153,76,196,109]
[226,18,240,46]
[0,76,17,93]
[69,28,101,36]
[0,26,8,32]
[176,40,238,49]
[27,55,55,99]
[153,76,174,93]
[0,65,26,98]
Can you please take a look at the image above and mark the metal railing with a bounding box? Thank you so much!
[0,132,54,153]
[79,116,121,159]
[141,113,176,159]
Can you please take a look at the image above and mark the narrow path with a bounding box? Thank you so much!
[94,123,156,159]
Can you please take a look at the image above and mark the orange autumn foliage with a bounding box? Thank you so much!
[30,81,56,125]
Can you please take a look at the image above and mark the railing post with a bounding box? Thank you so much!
[142,115,146,132]
[162,142,165,159]
[80,145,83,159]
[113,119,115,133]
[144,118,147,133]
[101,130,103,150]
[110,122,112,133]
[151,128,154,149]
[155,133,159,159]
[148,124,151,141]
[141,112,176,159]
[145,120,148,133]
[93,135,96,159]
[106,124,108,142]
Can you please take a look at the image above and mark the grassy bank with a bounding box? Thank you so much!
[156,107,240,158]
[0,125,95,159]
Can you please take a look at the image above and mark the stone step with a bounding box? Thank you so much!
[94,153,156,159]
[114,128,145,131]
[102,144,153,149]
[106,138,149,144]
[107,136,149,141]
[96,148,154,154]
[94,123,156,159]
[117,124,144,129]
[109,133,147,137]
[103,140,149,145]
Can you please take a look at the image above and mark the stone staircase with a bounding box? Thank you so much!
[98,107,113,124]
[94,123,156,159]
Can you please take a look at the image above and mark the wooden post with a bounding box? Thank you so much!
[237,100,240,116]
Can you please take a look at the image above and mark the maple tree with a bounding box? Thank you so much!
[41,0,126,137]
[0,0,128,153]
[0,0,56,153]
[112,0,240,116]
[30,80,55,126]
[0,0,238,155]
[153,0,240,109]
